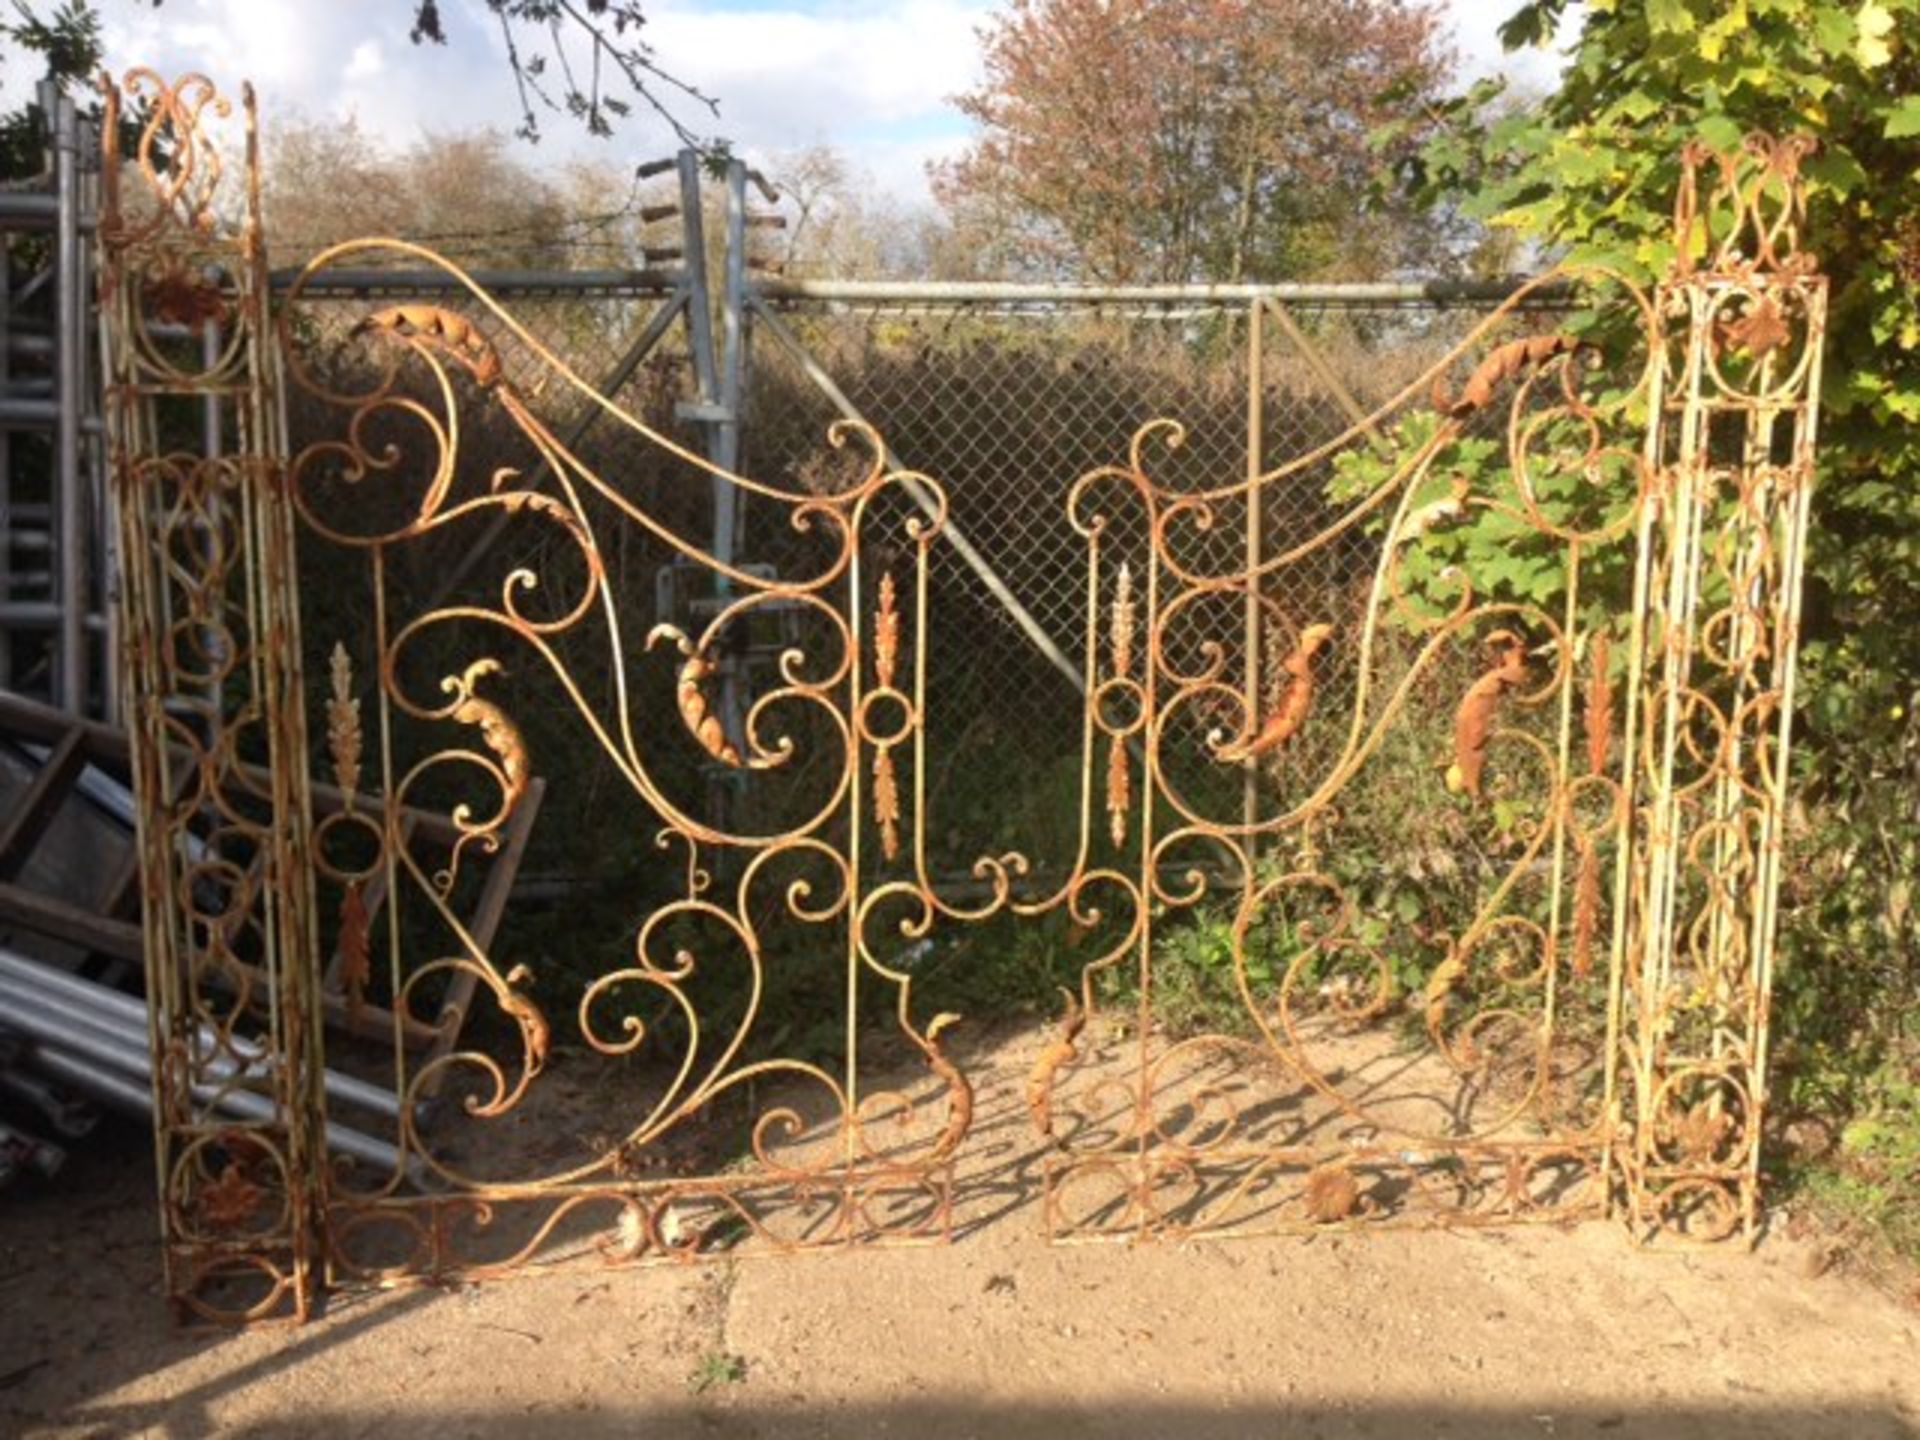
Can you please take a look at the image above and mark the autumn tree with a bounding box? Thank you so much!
[932,0,1455,283]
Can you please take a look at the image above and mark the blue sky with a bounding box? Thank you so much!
[90,0,1572,206]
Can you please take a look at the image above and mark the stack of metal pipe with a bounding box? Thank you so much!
[0,946,420,1190]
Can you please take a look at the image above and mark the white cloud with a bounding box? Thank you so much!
[96,0,1569,210]
[636,0,988,202]
[646,0,988,127]
[343,40,384,84]
[1451,1,1579,92]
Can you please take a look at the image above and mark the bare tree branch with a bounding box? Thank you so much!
[407,1,723,152]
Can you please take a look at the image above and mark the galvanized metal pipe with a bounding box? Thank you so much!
[44,80,86,714]
[0,604,109,628]
[712,158,750,762]
[0,972,159,1058]
[752,276,1563,306]
[268,266,675,297]
[0,191,93,230]
[0,397,103,431]
[30,1042,415,1180]
[9,1016,413,1178]
[0,954,404,1120]
[18,1043,159,1117]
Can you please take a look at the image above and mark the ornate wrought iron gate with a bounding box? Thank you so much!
[98,74,1826,1324]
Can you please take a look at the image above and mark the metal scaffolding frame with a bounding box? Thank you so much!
[0,83,110,720]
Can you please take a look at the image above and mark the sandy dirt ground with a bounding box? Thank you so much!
[4,1021,1918,1440]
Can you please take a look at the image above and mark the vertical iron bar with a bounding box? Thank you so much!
[1242,300,1261,837]
[1601,283,1670,1221]
[1745,282,1825,1233]
[83,125,117,723]
[716,158,746,542]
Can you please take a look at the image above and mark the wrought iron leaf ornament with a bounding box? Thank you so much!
[447,659,530,815]
[1722,293,1791,360]
[355,304,504,387]
[1585,633,1614,779]
[1432,333,1582,418]
[874,570,902,687]
[675,646,744,767]
[145,264,231,332]
[326,643,362,804]
[873,571,905,861]
[1026,987,1085,1140]
[197,1162,267,1233]
[1216,622,1333,763]
[1448,631,1529,798]
[1107,562,1135,847]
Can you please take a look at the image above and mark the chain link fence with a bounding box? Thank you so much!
[282,279,1572,898]
[745,292,1558,875]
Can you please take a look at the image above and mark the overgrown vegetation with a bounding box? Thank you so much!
[1415,0,1920,1260]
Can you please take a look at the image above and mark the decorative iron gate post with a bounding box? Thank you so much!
[1618,136,1826,1241]
[98,73,323,1321]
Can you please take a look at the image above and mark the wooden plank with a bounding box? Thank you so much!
[469,777,544,953]
[0,880,144,963]
[320,988,442,1050]
[418,777,546,1095]
[0,691,465,846]
[0,691,543,1060]
[0,693,79,748]
[0,727,87,878]
[218,957,443,1049]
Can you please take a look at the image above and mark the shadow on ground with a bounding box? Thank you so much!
[39,1399,1920,1440]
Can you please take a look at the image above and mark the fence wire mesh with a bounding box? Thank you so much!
[284,285,1569,895]
[745,296,1553,876]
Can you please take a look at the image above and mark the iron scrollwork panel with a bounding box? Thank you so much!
[98,72,325,1323]
[98,70,1826,1319]
[276,245,1013,1282]
[1621,136,1827,1242]
[1027,137,1825,1244]
[1030,281,1654,1240]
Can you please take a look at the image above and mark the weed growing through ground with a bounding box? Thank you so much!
[688,1351,748,1394]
